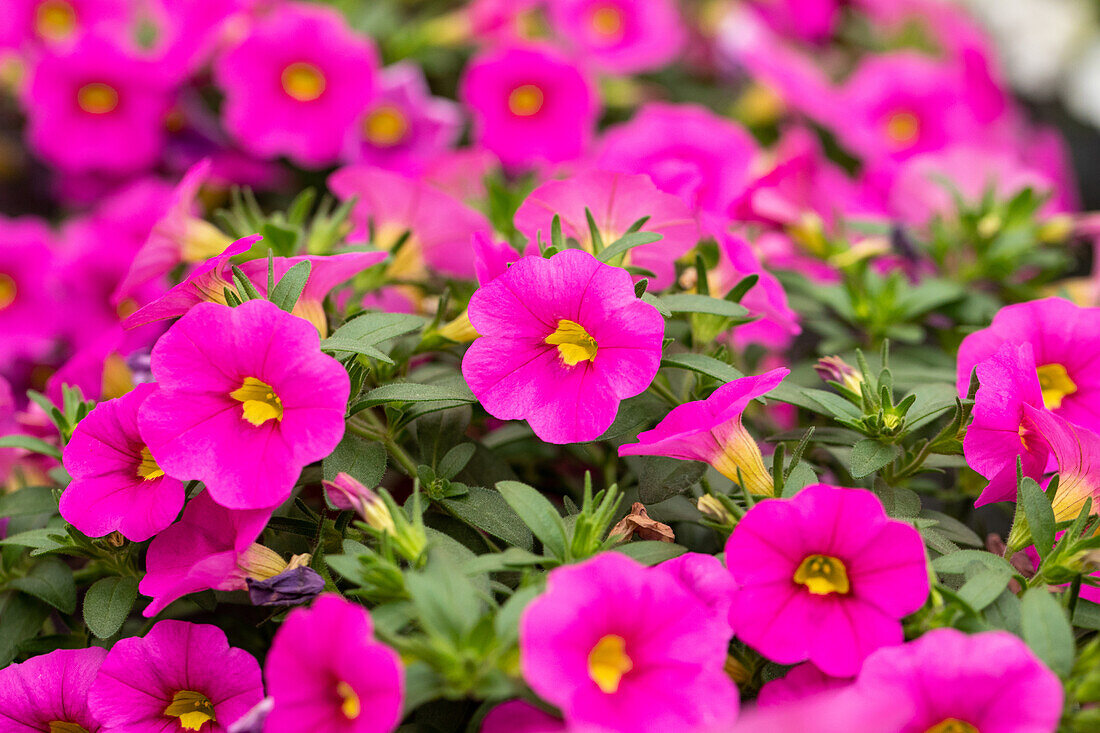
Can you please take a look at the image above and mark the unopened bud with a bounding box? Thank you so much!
[697,494,733,524]
[814,356,863,394]
[976,213,1002,239]
[435,310,479,343]
[324,472,396,534]
[1038,214,1074,244]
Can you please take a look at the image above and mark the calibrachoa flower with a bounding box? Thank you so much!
[731,687,912,733]
[463,249,664,444]
[725,484,930,676]
[545,0,686,74]
[657,551,737,632]
[60,382,185,542]
[0,214,60,366]
[756,662,850,707]
[0,646,107,732]
[88,620,264,732]
[459,45,599,169]
[213,2,379,167]
[520,552,739,731]
[264,594,404,733]
[1021,404,1100,522]
[619,369,789,496]
[480,701,566,733]
[139,299,350,509]
[513,170,699,290]
[0,0,130,49]
[854,628,1064,733]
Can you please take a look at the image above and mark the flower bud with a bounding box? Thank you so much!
[814,356,864,394]
[324,472,396,534]
[697,494,733,525]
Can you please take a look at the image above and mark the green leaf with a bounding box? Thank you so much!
[598,231,662,264]
[0,435,61,460]
[801,389,862,419]
[438,443,476,481]
[1019,477,1056,560]
[932,550,1018,577]
[326,312,426,346]
[611,541,687,565]
[0,527,75,556]
[358,383,477,408]
[1072,599,1100,630]
[9,557,76,613]
[269,260,312,312]
[441,486,535,551]
[323,433,387,488]
[658,294,750,319]
[82,576,138,639]
[0,486,57,518]
[404,548,483,643]
[494,584,541,646]
[0,591,49,665]
[260,221,299,256]
[636,456,706,504]
[659,353,744,383]
[1021,587,1074,676]
[956,568,1012,611]
[850,440,901,478]
[320,337,395,364]
[495,481,568,560]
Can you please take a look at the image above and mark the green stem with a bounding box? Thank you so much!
[647,378,680,407]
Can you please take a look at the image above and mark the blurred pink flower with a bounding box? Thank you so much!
[0,647,107,732]
[546,0,686,74]
[0,214,60,367]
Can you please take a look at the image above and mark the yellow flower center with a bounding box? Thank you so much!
[337,680,361,719]
[35,0,77,41]
[229,377,284,427]
[587,634,632,694]
[136,446,165,481]
[0,273,16,310]
[77,82,119,115]
[885,111,920,146]
[508,84,544,117]
[164,690,216,731]
[794,554,850,595]
[281,62,326,102]
[48,723,89,733]
[545,319,598,366]
[363,105,409,147]
[924,719,979,733]
[1036,363,1077,410]
[589,4,625,39]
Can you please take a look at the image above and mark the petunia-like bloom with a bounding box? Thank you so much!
[0,214,61,367]
[545,0,686,74]
[854,628,1063,733]
[0,646,107,732]
[213,2,379,167]
[60,383,185,542]
[88,620,264,732]
[513,170,699,290]
[345,61,463,174]
[725,484,930,676]
[0,0,130,50]
[657,551,737,633]
[730,686,912,733]
[956,298,1100,434]
[619,369,789,496]
[1022,405,1100,522]
[463,249,664,444]
[714,231,801,350]
[756,662,850,707]
[264,594,404,733]
[480,700,566,733]
[138,299,350,509]
[459,44,599,170]
[963,342,1051,506]
[745,0,840,43]
[520,552,739,731]
[22,33,174,175]
[594,102,759,216]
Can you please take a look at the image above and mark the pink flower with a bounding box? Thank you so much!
[1022,405,1100,523]
[0,647,107,732]
[514,171,699,290]
[480,701,567,733]
[745,0,840,43]
[345,61,463,174]
[657,551,737,632]
[725,484,930,676]
[88,620,265,732]
[0,214,61,367]
[138,299,350,509]
[545,0,686,74]
[594,103,759,216]
[714,231,801,350]
[854,628,1063,733]
[619,369,789,495]
[956,298,1100,434]
[520,552,739,731]
[264,594,404,733]
[213,2,379,167]
[0,0,130,50]
[22,33,174,175]
[459,45,599,169]
[60,383,185,542]
[463,249,663,444]
[756,662,850,707]
[731,687,912,733]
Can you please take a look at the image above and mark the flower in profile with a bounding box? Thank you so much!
[956,297,1100,434]
[545,0,686,74]
[480,700,566,733]
[264,594,404,733]
[0,646,107,732]
[855,628,1063,733]
[459,44,599,169]
[513,170,699,290]
[1021,405,1100,522]
[725,484,929,676]
[619,369,789,496]
[139,299,350,509]
[0,214,60,367]
[60,383,185,542]
[22,34,174,174]
[88,620,264,732]
[213,2,379,167]
[520,552,739,731]
[463,249,663,444]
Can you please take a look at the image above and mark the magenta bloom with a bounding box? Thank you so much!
[463,249,663,444]
[957,298,1100,434]
[0,647,107,732]
[139,300,350,509]
[715,231,801,350]
[459,45,599,169]
[213,2,379,167]
[725,484,930,676]
[0,0,130,49]
[731,687,911,733]
[23,33,174,175]
[657,551,737,632]
[0,214,60,366]
[855,628,1063,733]
[594,102,759,215]
[746,0,839,43]
[619,369,789,495]
[1022,405,1100,523]
[757,662,850,707]
[265,594,404,733]
[514,170,698,290]
[60,383,185,542]
[88,620,264,733]
[545,0,686,74]
[480,701,566,733]
[520,552,739,731]
[345,61,463,174]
